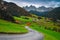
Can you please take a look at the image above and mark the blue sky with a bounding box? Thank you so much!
[4,0,60,8]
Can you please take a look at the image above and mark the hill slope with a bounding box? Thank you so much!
[29,10,48,17]
[47,7,60,20]
[0,19,28,34]
[0,1,31,22]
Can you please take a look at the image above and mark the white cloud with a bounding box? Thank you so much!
[4,0,60,8]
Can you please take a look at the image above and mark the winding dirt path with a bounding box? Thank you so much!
[0,26,44,40]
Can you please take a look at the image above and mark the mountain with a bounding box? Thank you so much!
[47,7,60,20]
[0,1,15,22]
[23,5,53,12]
[37,6,53,12]
[3,1,31,17]
[0,8,15,22]
[23,5,54,17]
[23,5,36,11]
[0,1,31,22]
[29,10,48,17]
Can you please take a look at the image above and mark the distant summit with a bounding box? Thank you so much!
[23,5,53,12]
[23,5,36,11]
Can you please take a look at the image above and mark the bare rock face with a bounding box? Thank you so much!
[0,1,15,22]
[2,1,31,17]
[0,9,15,22]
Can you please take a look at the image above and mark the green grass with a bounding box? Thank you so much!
[0,19,28,33]
[15,16,60,40]
[39,17,60,30]
[14,16,32,23]
[0,16,60,40]
[30,22,60,40]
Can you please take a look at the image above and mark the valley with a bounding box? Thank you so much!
[0,0,60,40]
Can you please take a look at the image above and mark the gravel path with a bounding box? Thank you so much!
[0,26,44,40]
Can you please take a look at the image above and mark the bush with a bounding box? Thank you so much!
[38,16,42,19]
[52,27,57,32]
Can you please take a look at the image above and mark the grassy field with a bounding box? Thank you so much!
[30,23,60,40]
[0,16,60,40]
[15,16,60,40]
[0,16,32,34]
[38,17,60,31]
[0,19,28,34]
[14,16,32,24]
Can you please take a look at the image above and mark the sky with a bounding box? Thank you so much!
[4,0,60,8]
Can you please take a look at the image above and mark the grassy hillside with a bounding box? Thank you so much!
[15,16,60,40]
[37,17,60,32]
[0,19,28,34]
[30,17,60,40]
[30,23,60,40]
[14,16,32,24]
[0,16,60,40]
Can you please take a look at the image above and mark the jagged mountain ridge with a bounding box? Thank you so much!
[23,5,53,12]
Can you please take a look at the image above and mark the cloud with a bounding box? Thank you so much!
[4,0,60,8]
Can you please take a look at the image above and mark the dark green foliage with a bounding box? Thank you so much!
[24,17,29,20]
[38,16,42,19]
[47,7,60,21]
